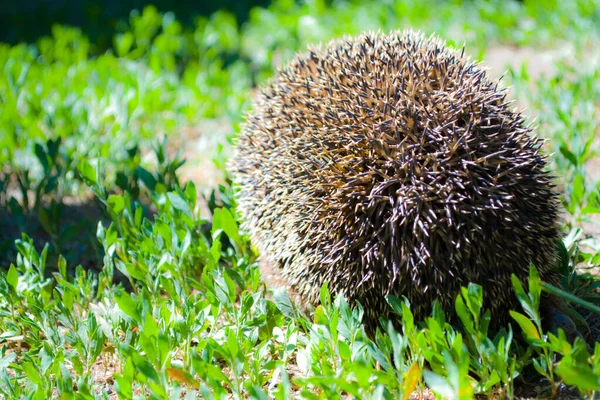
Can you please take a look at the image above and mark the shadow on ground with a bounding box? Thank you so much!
[0,196,108,275]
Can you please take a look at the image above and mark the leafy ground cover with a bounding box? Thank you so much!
[1,0,600,398]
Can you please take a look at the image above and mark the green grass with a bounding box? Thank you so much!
[1,0,600,398]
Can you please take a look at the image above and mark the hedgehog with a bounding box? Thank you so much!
[230,30,561,335]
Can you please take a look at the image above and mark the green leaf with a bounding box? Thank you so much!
[319,281,331,308]
[557,239,570,271]
[386,295,403,315]
[581,206,600,214]
[136,166,157,190]
[107,195,125,215]
[423,370,454,399]
[184,182,197,209]
[116,291,142,324]
[224,271,237,304]
[213,270,232,306]
[114,373,133,399]
[131,352,160,384]
[47,138,60,162]
[572,175,585,206]
[212,208,241,245]
[400,300,415,335]
[143,312,159,338]
[167,192,192,217]
[559,145,578,167]
[62,290,74,311]
[226,329,240,358]
[210,236,222,264]
[34,143,49,171]
[527,265,542,301]
[509,311,540,341]
[115,32,135,57]
[6,265,18,289]
[338,340,351,360]
[273,288,296,318]
[78,159,97,184]
[205,362,230,383]
[21,361,43,386]
[57,255,67,278]
[314,305,327,325]
[465,283,483,316]
[556,358,600,391]
[511,274,537,321]
[455,295,473,333]
[155,220,172,248]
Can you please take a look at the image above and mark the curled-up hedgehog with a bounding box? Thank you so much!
[230,30,562,335]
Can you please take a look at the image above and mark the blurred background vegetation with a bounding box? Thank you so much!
[0,0,270,48]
